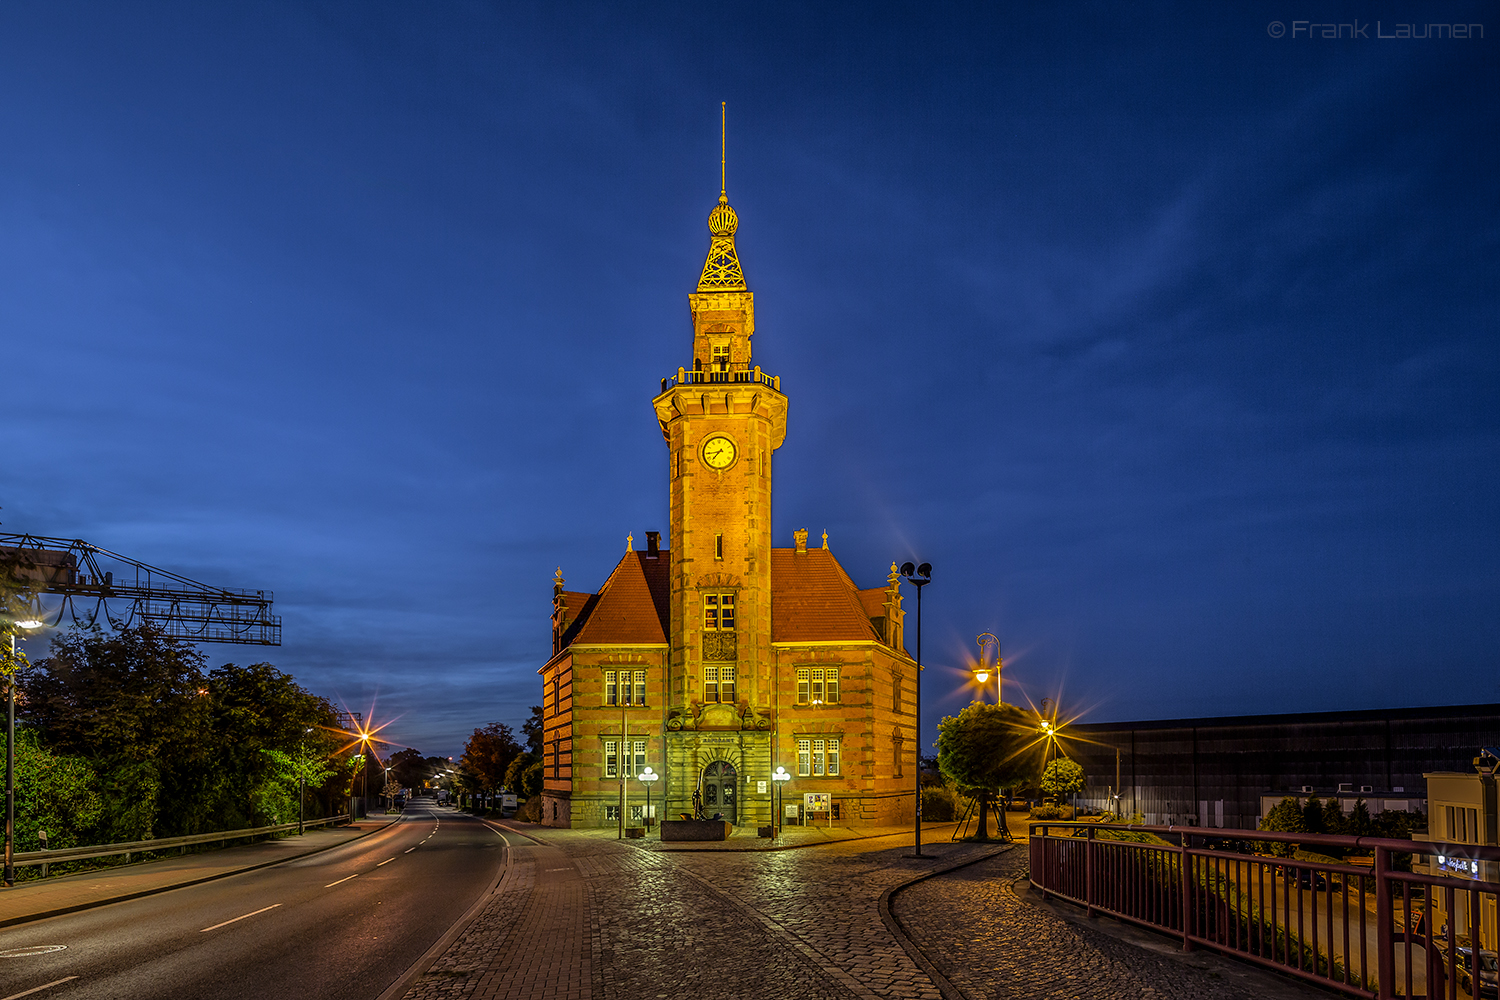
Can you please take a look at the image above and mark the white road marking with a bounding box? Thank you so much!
[0,977,79,1000]
[404,847,416,853]
[0,946,67,958]
[376,858,394,866]
[324,873,360,887]
[200,903,282,932]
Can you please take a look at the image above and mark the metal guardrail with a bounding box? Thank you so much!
[1030,822,1500,1000]
[12,814,350,873]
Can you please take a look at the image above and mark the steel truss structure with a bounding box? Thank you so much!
[0,533,280,645]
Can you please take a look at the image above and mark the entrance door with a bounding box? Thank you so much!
[701,761,737,823]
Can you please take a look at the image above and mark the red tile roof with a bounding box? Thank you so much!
[569,551,671,646]
[770,548,882,643]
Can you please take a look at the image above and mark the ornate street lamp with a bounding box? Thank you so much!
[973,632,1002,705]
[638,766,659,833]
[899,561,931,859]
[771,765,791,836]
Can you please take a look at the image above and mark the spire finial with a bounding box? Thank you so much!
[698,101,746,291]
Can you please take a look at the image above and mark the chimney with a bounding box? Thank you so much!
[794,527,808,553]
[646,531,660,558]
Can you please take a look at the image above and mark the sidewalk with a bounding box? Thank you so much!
[0,813,401,928]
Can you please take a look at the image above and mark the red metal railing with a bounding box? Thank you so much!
[1030,822,1500,999]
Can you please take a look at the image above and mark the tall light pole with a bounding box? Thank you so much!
[974,633,1002,705]
[899,561,932,859]
[5,618,42,887]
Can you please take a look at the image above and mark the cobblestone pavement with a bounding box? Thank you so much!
[399,826,1329,1000]
[893,849,1332,1000]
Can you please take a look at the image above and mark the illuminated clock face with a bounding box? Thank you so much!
[701,435,737,469]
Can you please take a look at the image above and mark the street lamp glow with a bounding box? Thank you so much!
[14,620,43,630]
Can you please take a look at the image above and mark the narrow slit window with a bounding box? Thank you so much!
[715,533,723,559]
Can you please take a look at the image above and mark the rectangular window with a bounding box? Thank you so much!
[798,739,811,777]
[704,666,718,702]
[812,739,826,776]
[893,676,902,713]
[605,804,619,821]
[605,670,617,706]
[811,669,824,704]
[629,804,644,822]
[632,740,646,776]
[828,739,840,776]
[797,668,810,705]
[604,741,618,778]
[826,669,839,704]
[894,740,903,778]
[704,593,736,630]
[633,671,646,706]
[712,344,730,370]
[715,533,723,559]
[720,666,736,703]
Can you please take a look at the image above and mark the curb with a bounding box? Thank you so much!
[877,845,1015,1000]
[0,816,405,929]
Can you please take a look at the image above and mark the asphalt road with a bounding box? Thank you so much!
[0,799,507,1000]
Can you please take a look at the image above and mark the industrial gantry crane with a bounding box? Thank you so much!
[0,533,280,646]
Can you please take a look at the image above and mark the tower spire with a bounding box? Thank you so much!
[697,102,746,292]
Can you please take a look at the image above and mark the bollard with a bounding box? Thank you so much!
[38,829,47,878]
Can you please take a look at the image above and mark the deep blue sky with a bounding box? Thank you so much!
[2,3,1495,758]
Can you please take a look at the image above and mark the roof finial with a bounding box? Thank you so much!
[698,102,745,291]
[626,532,634,552]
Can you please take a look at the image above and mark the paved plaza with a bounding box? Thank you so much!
[395,823,1333,1000]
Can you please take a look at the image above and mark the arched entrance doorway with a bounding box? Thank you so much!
[700,760,737,823]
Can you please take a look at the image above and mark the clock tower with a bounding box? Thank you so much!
[651,138,787,822]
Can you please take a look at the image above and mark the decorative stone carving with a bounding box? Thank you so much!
[702,631,737,661]
[696,573,741,589]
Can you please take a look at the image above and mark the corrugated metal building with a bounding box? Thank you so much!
[1064,704,1500,830]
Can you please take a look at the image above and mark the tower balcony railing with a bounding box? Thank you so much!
[661,364,780,394]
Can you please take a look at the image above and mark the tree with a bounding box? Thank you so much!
[504,752,537,794]
[1258,796,1306,857]
[262,744,338,833]
[461,723,523,796]
[937,702,1041,840]
[387,748,428,791]
[522,705,543,755]
[1040,758,1084,803]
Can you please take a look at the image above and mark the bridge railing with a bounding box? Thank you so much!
[13,814,350,875]
[1030,821,1499,1000]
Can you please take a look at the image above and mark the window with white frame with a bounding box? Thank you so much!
[605,670,618,706]
[797,668,810,704]
[605,804,619,821]
[797,667,840,705]
[704,665,718,702]
[633,671,646,706]
[797,738,841,777]
[604,740,618,777]
[720,665,736,703]
[631,740,645,776]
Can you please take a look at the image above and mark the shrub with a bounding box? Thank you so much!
[1029,802,1074,820]
[921,785,968,822]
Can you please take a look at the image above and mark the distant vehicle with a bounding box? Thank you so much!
[1459,947,1499,998]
